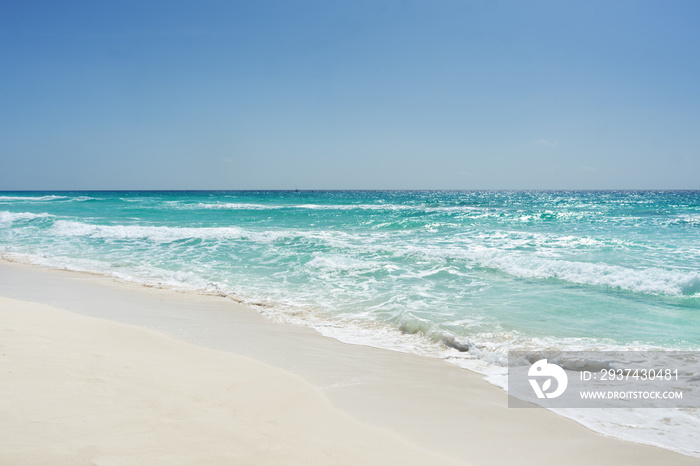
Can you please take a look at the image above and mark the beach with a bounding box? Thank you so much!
[1,260,695,465]
[4,0,700,461]
[0,287,456,466]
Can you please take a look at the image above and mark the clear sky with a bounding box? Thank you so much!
[1,0,699,190]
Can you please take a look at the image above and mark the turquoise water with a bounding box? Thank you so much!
[1,191,699,358]
[2,190,700,455]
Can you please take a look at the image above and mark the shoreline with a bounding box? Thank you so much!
[0,260,696,465]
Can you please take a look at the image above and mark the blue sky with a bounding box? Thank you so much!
[1,0,699,190]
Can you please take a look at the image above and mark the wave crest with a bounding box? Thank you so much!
[0,195,67,202]
[0,211,53,223]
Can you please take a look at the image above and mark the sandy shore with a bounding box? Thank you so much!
[0,295,462,466]
[0,261,696,465]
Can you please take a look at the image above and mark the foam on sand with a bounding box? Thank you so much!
[0,261,696,465]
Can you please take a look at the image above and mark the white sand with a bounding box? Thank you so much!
[0,261,696,465]
[0,295,461,466]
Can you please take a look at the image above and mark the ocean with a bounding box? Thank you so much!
[1,190,698,455]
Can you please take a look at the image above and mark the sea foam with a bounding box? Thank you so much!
[0,211,53,223]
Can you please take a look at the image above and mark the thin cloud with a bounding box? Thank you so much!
[537,139,558,147]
